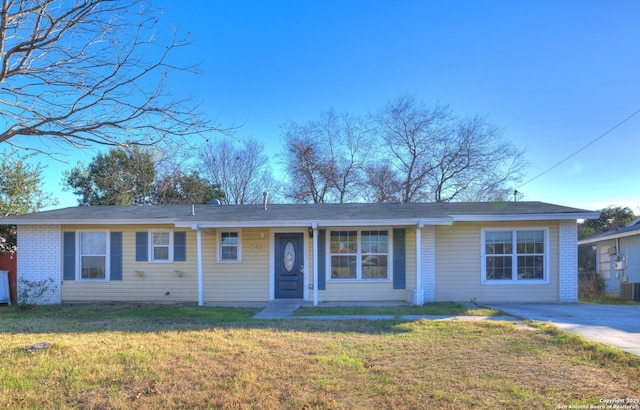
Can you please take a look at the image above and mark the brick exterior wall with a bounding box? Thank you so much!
[421,226,436,303]
[558,220,578,302]
[17,225,62,304]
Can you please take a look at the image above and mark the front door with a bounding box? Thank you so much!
[274,233,304,299]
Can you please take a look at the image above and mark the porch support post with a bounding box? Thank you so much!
[312,222,319,306]
[192,224,204,306]
[416,222,423,305]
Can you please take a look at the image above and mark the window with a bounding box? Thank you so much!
[329,230,390,281]
[78,231,109,280]
[135,231,186,262]
[219,231,241,262]
[482,229,547,283]
[150,230,172,262]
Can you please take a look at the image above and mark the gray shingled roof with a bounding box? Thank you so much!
[578,219,640,244]
[1,202,597,227]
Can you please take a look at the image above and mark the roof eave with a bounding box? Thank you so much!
[176,218,454,229]
[450,212,599,222]
[3,218,181,226]
[578,229,640,245]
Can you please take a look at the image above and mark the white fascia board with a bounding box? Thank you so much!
[450,212,599,222]
[175,218,453,229]
[3,218,181,226]
[174,220,311,229]
[313,218,452,227]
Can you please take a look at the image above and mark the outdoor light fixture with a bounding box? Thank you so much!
[308,227,314,238]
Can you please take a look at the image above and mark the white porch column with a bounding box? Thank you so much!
[312,222,319,306]
[415,224,423,305]
[192,224,203,306]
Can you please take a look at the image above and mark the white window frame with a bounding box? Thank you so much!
[327,228,392,282]
[218,230,242,263]
[149,230,174,263]
[76,230,110,282]
[481,228,550,284]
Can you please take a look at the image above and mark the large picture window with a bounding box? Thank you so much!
[483,229,547,283]
[79,231,108,280]
[329,230,390,281]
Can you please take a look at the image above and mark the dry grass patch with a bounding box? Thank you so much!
[1,305,639,409]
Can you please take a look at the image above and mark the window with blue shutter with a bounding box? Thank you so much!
[110,232,123,280]
[393,228,406,289]
[136,232,148,261]
[174,232,186,261]
[63,232,76,281]
[317,230,326,290]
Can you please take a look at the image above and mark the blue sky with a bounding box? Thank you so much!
[30,1,640,212]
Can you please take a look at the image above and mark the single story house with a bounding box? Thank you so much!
[578,217,640,294]
[1,201,597,305]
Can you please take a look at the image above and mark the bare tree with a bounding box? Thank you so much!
[430,115,527,202]
[364,163,402,203]
[374,95,526,202]
[153,142,224,204]
[0,0,223,151]
[200,137,274,205]
[281,121,331,203]
[280,109,371,203]
[373,95,450,203]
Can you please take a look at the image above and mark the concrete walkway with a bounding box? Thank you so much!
[291,314,519,322]
[486,303,640,356]
[252,300,517,322]
[252,301,640,356]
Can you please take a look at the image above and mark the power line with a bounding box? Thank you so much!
[517,107,640,190]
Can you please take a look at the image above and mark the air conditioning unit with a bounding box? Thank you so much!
[620,283,640,301]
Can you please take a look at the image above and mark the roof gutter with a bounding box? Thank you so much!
[450,212,599,222]
[173,218,454,229]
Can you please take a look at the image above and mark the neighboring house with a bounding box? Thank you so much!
[0,201,596,305]
[578,217,640,294]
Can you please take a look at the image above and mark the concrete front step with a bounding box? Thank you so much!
[252,299,302,319]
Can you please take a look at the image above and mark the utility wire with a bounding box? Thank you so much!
[517,107,640,189]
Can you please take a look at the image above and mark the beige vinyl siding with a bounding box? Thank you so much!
[319,226,416,303]
[202,228,271,302]
[61,225,198,303]
[434,221,560,303]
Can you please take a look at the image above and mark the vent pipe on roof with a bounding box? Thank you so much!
[191,204,195,216]
[263,191,269,211]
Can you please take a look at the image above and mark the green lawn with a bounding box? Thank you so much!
[1,304,638,409]
[293,302,501,317]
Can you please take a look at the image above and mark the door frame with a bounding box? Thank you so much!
[269,228,309,300]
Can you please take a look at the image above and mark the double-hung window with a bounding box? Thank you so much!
[150,230,172,262]
[482,229,548,283]
[78,231,109,280]
[329,230,390,281]
[219,231,241,262]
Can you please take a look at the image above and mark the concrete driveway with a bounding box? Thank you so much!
[486,303,640,356]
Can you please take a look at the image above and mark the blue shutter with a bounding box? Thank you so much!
[174,232,186,261]
[63,232,76,281]
[317,230,326,290]
[110,232,123,280]
[393,228,406,289]
[136,232,148,261]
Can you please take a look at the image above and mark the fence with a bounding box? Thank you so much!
[0,253,17,304]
